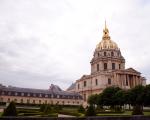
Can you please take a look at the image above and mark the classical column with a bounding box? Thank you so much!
[133,75,135,87]
[127,75,130,88]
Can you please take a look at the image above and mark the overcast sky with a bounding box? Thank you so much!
[0,0,150,90]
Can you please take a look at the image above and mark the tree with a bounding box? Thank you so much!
[78,105,85,113]
[2,101,17,116]
[87,94,98,106]
[129,85,145,115]
[102,86,121,109]
[144,84,150,106]
[113,90,126,111]
[97,93,103,106]
[114,90,125,106]
[85,105,96,116]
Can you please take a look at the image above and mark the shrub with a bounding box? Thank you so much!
[2,101,17,116]
[85,105,96,116]
[78,105,85,113]
[53,104,61,113]
[40,104,46,112]
[44,104,52,114]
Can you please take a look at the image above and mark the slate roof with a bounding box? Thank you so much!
[67,83,76,91]
[0,84,82,98]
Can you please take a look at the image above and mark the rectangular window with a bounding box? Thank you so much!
[112,63,115,70]
[108,78,111,85]
[104,63,107,70]
[95,79,98,85]
[97,64,99,71]
[78,84,80,89]
[84,81,86,87]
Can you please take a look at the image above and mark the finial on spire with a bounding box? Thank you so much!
[105,20,107,29]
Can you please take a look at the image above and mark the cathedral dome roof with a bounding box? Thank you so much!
[96,22,119,50]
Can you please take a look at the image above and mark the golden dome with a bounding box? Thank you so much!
[96,21,119,50]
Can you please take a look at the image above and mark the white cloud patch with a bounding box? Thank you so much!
[0,0,150,89]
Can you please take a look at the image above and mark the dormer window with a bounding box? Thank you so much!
[57,95,59,98]
[45,94,48,98]
[39,94,42,97]
[27,93,30,97]
[15,92,18,96]
[33,94,36,97]
[8,92,11,95]
[21,93,24,96]
[2,92,5,95]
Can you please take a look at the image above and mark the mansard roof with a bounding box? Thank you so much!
[0,84,81,97]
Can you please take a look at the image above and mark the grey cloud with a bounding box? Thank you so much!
[0,0,149,90]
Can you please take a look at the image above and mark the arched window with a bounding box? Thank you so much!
[27,99,30,104]
[84,81,86,87]
[95,79,98,85]
[0,98,3,102]
[119,64,121,69]
[20,99,23,103]
[97,64,99,71]
[104,63,107,70]
[111,52,114,56]
[104,52,106,56]
[108,79,111,84]
[33,100,35,104]
[112,63,115,70]
[98,53,100,57]
[7,98,10,102]
[39,100,41,104]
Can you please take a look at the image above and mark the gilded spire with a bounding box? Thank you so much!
[103,20,110,40]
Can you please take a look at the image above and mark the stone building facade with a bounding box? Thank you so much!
[0,84,83,105]
[67,22,146,105]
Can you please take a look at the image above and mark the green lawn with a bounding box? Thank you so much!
[0,112,2,117]
[97,110,150,116]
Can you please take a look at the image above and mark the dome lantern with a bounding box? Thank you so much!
[96,21,118,50]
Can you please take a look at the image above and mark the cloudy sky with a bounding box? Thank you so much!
[0,0,150,90]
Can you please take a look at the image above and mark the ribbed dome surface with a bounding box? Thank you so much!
[96,22,119,50]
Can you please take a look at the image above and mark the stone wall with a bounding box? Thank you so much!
[0,116,150,120]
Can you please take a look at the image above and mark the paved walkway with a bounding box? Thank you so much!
[58,114,75,117]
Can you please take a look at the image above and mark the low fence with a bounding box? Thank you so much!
[0,116,150,120]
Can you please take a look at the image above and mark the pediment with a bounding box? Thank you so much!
[125,68,140,73]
